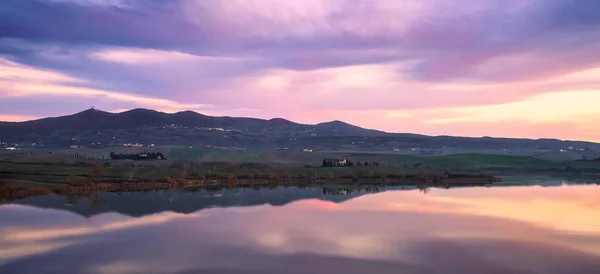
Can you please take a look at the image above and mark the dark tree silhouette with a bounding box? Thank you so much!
[322,158,355,167]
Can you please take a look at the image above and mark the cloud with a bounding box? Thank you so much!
[2,186,600,273]
[425,90,600,124]
[0,114,40,122]
[9,83,206,111]
[0,57,211,113]
[0,57,83,84]
[0,0,201,49]
[90,48,200,64]
[1,0,600,140]
[46,0,129,7]
[184,61,600,114]
[2,0,599,81]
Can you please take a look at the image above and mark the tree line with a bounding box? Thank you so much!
[0,151,105,160]
[322,158,355,167]
[359,161,381,167]
[109,152,166,160]
[321,158,381,167]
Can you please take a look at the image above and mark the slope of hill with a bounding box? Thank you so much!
[0,108,599,152]
[3,186,392,218]
[0,108,384,135]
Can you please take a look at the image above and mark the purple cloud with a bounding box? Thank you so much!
[2,0,599,82]
[1,0,600,140]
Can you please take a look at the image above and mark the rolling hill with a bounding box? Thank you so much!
[0,108,387,136]
[0,108,599,153]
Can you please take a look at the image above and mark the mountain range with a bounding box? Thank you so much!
[0,108,598,153]
[0,108,388,136]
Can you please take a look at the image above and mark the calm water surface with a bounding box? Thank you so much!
[1,180,600,274]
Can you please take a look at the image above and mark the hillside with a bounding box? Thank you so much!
[3,186,391,218]
[0,108,387,136]
[1,108,599,153]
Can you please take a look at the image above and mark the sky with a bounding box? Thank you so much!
[0,0,599,141]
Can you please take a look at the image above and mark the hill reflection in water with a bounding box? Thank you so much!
[1,185,398,217]
[0,182,599,274]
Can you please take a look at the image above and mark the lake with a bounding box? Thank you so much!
[1,178,599,274]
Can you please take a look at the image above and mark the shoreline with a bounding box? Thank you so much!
[1,176,501,201]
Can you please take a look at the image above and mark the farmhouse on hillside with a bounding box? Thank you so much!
[322,158,353,167]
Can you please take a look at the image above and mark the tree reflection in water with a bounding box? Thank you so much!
[88,192,106,211]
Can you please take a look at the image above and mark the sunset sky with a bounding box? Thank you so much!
[1,0,599,141]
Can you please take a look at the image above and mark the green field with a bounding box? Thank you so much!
[5,147,600,169]
[2,149,600,190]
[0,160,430,188]
[20,147,572,166]
[385,154,563,169]
[109,148,598,169]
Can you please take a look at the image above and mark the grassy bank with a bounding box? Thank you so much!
[0,147,571,168]
[0,160,443,188]
[2,151,600,190]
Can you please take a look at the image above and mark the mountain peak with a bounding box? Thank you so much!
[176,110,198,115]
[74,108,109,117]
[78,107,104,113]
[174,110,207,117]
[317,120,354,127]
[321,120,347,125]
[121,108,159,114]
[268,117,295,125]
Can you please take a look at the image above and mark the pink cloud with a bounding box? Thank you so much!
[2,0,600,141]
[182,60,597,111]
[278,109,599,141]
[0,114,40,122]
[0,57,212,113]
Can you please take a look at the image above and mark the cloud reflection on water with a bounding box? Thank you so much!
[0,185,599,274]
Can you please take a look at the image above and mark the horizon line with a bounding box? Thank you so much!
[1,108,598,144]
